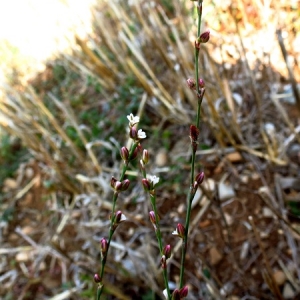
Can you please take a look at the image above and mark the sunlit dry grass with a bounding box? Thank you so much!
[0,0,300,299]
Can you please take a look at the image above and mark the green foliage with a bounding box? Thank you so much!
[0,133,28,187]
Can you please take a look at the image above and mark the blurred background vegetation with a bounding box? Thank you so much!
[0,0,300,299]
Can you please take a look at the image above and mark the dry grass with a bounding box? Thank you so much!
[0,0,300,299]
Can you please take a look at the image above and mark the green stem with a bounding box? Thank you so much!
[150,194,171,299]
[179,0,204,289]
[97,141,139,300]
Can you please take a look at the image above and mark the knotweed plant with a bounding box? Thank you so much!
[94,1,209,299]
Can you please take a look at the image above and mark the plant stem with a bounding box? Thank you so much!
[179,0,204,289]
[97,141,139,300]
[150,194,171,299]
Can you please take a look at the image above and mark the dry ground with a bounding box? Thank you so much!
[1,1,300,299]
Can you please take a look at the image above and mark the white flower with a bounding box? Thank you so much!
[148,175,159,186]
[127,113,140,126]
[137,129,146,139]
[162,289,168,299]
[172,228,179,236]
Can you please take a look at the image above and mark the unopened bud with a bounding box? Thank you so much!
[190,125,199,142]
[198,78,205,88]
[121,179,130,191]
[142,178,151,191]
[186,78,196,90]
[171,289,180,300]
[116,211,126,224]
[142,149,149,165]
[179,286,189,298]
[114,181,122,192]
[100,238,108,256]
[161,255,167,269]
[120,146,129,163]
[149,211,156,224]
[93,273,101,283]
[129,127,138,140]
[110,177,117,189]
[163,244,171,259]
[195,172,205,185]
[199,30,210,43]
[172,223,185,239]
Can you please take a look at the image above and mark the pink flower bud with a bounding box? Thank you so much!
[172,223,185,239]
[110,177,117,189]
[199,30,210,43]
[163,244,171,259]
[93,273,101,283]
[120,146,129,163]
[114,181,122,192]
[186,78,196,90]
[171,289,180,300]
[160,255,167,269]
[115,210,126,224]
[142,178,151,191]
[198,78,205,88]
[195,172,205,185]
[100,238,108,255]
[179,286,189,298]
[121,179,130,191]
[129,127,138,140]
[149,211,156,224]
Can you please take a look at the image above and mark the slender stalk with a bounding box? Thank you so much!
[97,141,139,299]
[179,0,205,289]
[150,194,171,299]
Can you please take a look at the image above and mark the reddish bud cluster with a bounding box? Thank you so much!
[110,177,130,192]
[171,286,189,299]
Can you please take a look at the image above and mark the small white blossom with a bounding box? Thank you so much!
[127,113,140,126]
[172,228,179,236]
[119,213,127,222]
[137,129,146,139]
[162,289,168,299]
[148,175,159,186]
